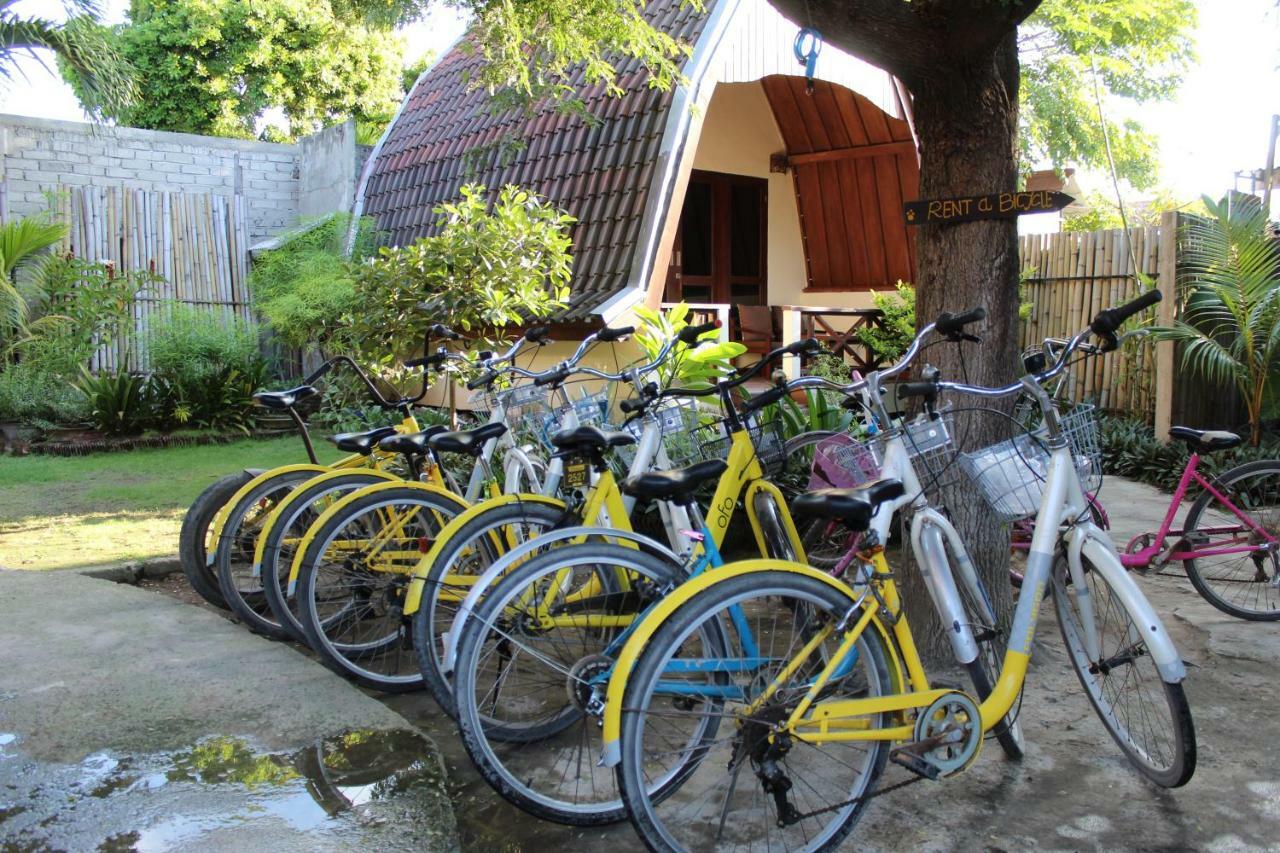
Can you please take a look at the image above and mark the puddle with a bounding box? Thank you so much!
[0,729,454,852]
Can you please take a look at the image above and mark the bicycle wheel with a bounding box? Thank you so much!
[784,432,849,571]
[215,469,319,638]
[1051,553,1196,787]
[260,471,394,644]
[618,570,893,852]
[295,485,469,692]
[179,470,252,609]
[1182,460,1280,621]
[452,543,696,825]
[413,501,568,717]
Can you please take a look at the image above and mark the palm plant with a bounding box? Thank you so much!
[0,212,68,346]
[1155,196,1280,446]
[0,0,135,120]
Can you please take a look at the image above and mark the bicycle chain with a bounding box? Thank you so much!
[787,770,927,822]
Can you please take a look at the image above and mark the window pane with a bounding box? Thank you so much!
[730,184,761,278]
[682,284,712,302]
[731,283,762,304]
[681,182,712,277]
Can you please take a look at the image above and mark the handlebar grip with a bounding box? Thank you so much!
[304,361,332,384]
[534,367,570,387]
[1091,290,1162,336]
[465,370,497,391]
[596,325,635,343]
[524,326,551,344]
[935,306,986,337]
[678,320,721,344]
[619,397,645,414]
[1022,352,1047,374]
[786,337,824,357]
[742,384,790,414]
[429,323,462,341]
[897,381,938,399]
[405,352,447,369]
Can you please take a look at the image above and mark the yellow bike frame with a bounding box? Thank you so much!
[600,551,1031,760]
[205,412,420,556]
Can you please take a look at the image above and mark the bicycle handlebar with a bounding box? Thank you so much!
[935,306,986,339]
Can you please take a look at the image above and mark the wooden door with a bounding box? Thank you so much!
[664,171,767,305]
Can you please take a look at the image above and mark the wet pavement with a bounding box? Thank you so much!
[0,570,457,851]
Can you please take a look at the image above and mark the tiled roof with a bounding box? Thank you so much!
[358,0,712,320]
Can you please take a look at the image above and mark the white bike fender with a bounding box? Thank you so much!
[440,526,684,674]
[1069,525,1187,683]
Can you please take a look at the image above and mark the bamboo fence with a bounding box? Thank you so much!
[52,186,252,372]
[1018,224,1162,420]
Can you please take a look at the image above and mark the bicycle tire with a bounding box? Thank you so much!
[214,469,319,638]
[1181,459,1280,621]
[260,471,395,644]
[1051,553,1196,787]
[295,484,469,692]
[413,500,568,717]
[618,570,892,852]
[179,471,252,609]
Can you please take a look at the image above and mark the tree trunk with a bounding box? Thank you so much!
[896,30,1023,665]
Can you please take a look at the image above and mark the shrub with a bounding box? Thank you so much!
[250,215,375,351]
[76,367,149,435]
[857,282,916,365]
[148,304,266,432]
[1099,414,1280,493]
[0,361,88,426]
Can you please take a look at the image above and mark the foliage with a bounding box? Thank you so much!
[61,0,406,141]
[147,304,266,432]
[75,366,148,435]
[250,215,375,350]
[1062,190,1208,233]
[1019,0,1197,189]
[1,0,136,121]
[804,352,855,385]
[0,211,67,345]
[1100,415,1280,493]
[0,361,88,425]
[1153,197,1280,446]
[777,389,856,438]
[857,282,917,365]
[351,184,574,358]
[632,302,745,389]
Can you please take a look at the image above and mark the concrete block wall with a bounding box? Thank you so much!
[0,115,363,246]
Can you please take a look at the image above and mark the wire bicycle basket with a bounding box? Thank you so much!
[959,402,1101,522]
[808,433,880,490]
[695,413,787,476]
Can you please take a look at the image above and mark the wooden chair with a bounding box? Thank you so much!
[734,304,776,354]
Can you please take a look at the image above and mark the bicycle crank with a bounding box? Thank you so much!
[891,690,982,779]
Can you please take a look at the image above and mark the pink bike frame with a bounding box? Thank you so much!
[1119,453,1279,567]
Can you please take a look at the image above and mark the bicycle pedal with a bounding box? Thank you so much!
[889,747,940,782]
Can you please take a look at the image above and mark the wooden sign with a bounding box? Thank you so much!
[904,191,1073,225]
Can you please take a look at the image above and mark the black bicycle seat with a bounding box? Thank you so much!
[253,385,320,410]
[1168,426,1241,454]
[549,425,637,453]
[791,479,906,532]
[429,422,508,457]
[379,425,448,457]
[329,425,398,455]
[621,459,728,504]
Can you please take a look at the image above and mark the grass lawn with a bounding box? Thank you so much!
[0,437,343,570]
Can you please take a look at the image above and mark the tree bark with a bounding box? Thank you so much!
[895,29,1024,664]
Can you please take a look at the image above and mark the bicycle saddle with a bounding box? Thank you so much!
[429,422,508,456]
[791,479,906,532]
[549,425,637,452]
[622,459,728,504]
[253,385,320,410]
[1168,426,1241,453]
[379,425,448,457]
[329,425,398,455]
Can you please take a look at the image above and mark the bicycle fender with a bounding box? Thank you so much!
[401,493,566,615]
[286,481,469,595]
[206,464,330,567]
[745,480,808,563]
[440,526,684,674]
[250,468,399,579]
[1068,524,1187,683]
[599,559,899,768]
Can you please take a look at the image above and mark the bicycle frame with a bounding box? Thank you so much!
[600,407,1187,765]
[1120,451,1280,567]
